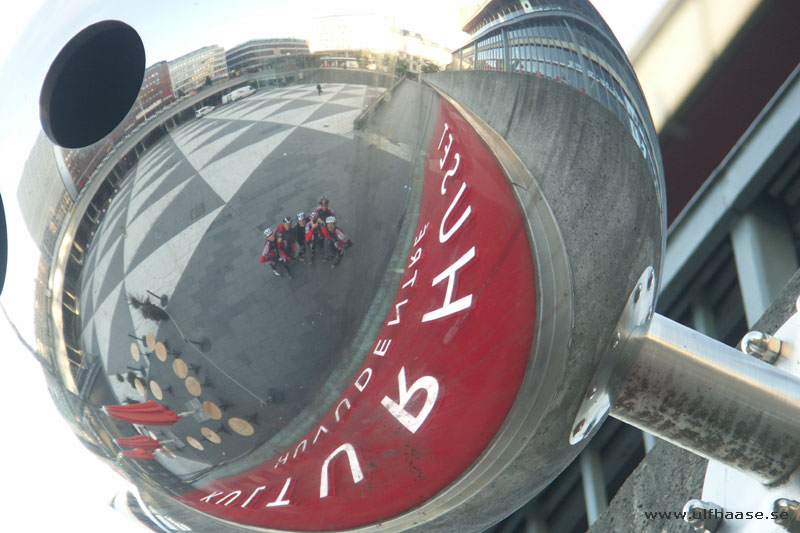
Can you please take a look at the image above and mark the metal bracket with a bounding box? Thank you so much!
[570,266,656,444]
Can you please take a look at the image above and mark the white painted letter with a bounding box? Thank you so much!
[408,247,423,268]
[320,444,364,498]
[437,123,450,150]
[293,440,307,459]
[414,223,430,247]
[373,339,392,357]
[266,478,293,507]
[355,368,373,391]
[387,299,408,326]
[439,182,472,243]
[241,486,266,508]
[335,398,351,422]
[441,153,461,194]
[421,246,477,322]
[401,269,418,289]
[440,134,454,169]
[313,425,329,444]
[200,491,224,503]
[381,367,439,433]
[274,452,289,469]
[217,491,242,506]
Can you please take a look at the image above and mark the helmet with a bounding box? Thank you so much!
[326,216,336,224]
[283,216,291,224]
[319,196,329,205]
[264,228,273,237]
[296,212,305,221]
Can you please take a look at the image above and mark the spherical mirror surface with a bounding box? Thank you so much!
[6,1,664,531]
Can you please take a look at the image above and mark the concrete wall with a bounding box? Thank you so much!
[303,68,396,88]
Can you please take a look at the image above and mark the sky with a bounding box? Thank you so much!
[0,1,665,531]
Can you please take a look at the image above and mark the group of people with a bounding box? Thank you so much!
[259,196,352,278]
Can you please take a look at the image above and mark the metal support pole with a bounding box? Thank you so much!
[580,448,608,525]
[502,28,510,73]
[609,313,800,484]
[730,202,798,326]
[690,297,718,338]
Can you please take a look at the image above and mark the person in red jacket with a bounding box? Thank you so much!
[260,227,292,278]
[322,216,352,268]
[293,212,314,263]
[314,196,335,224]
[276,216,296,256]
[305,210,325,263]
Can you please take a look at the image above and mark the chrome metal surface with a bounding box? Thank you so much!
[693,295,800,532]
[683,499,724,532]
[609,312,800,484]
[774,499,800,532]
[4,1,665,531]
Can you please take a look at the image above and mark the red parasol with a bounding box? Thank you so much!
[103,400,179,426]
[121,448,155,460]
[114,434,163,450]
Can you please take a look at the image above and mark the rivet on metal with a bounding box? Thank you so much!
[773,498,800,531]
[683,499,724,532]
[740,331,783,364]
[611,331,621,349]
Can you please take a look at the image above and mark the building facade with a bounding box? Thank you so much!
[138,61,174,116]
[167,45,228,95]
[225,38,310,74]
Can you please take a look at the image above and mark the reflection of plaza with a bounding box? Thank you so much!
[75,82,417,482]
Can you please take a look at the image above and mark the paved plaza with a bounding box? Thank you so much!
[77,82,416,477]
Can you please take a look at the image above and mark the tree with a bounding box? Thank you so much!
[396,59,410,73]
[204,75,212,87]
[421,62,441,74]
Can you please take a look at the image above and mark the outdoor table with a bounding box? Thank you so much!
[154,341,167,362]
[228,417,254,437]
[185,376,202,397]
[201,427,221,444]
[150,380,163,401]
[145,333,156,350]
[130,342,140,362]
[134,378,146,398]
[173,358,188,379]
[202,401,222,420]
[186,436,204,451]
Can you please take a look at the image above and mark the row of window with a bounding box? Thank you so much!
[451,17,660,193]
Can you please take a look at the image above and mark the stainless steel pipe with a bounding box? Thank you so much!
[609,313,800,484]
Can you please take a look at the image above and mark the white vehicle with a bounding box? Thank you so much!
[195,105,214,118]
[228,86,255,102]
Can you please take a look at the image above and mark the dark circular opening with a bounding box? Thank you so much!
[0,193,6,296]
[40,20,145,149]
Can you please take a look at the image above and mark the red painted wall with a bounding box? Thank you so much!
[177,98,538,530]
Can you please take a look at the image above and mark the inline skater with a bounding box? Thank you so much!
[316,196,335,223]
[276,216,296,257]
[294,212,312,263]
[259,228,292,278]
[323,216,352,268]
